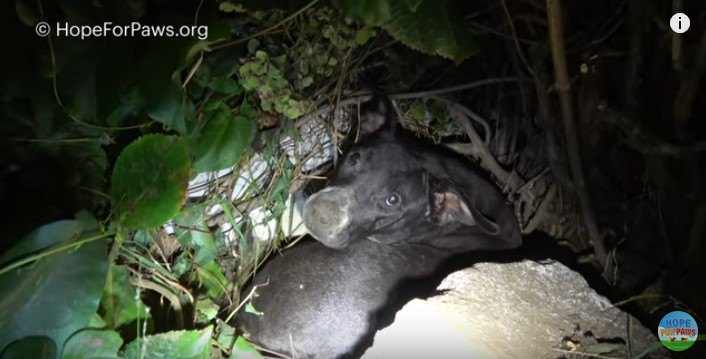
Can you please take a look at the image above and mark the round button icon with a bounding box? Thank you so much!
[658,310,698,351]
[670,13,690,34]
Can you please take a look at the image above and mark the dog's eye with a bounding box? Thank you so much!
[385,193,401,207]
[348,152,361,165]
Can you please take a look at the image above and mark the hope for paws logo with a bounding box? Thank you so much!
[658,311,698,351]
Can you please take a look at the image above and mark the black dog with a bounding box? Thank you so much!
[237,97,522,358]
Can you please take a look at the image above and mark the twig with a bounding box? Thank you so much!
[500,0,538,79]
[298,78,529,127]
[467,22,539,45]
[546,0,608,267]
[225,278,269,323]
[391,77,527,99]
[444,101,528,196]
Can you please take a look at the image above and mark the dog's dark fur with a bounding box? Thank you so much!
[237,97,522,358]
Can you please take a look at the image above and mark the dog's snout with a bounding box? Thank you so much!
[303,189,350,247]
[309,198,344,227]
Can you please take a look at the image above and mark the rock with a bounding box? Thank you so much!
[363,260,667,359]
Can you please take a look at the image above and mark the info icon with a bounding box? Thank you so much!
[670,13,690,34]
[658,311,698,351]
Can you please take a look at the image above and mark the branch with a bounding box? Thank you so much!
[546,0,608,267]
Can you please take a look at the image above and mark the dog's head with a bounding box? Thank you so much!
[302,97,521,251]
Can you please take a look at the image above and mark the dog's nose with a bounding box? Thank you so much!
[308,198,344,227]
[303,189,349,247]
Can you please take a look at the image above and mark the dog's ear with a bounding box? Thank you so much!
[426,172,522,251]
[359,96,397,138]
[429,180,502,236]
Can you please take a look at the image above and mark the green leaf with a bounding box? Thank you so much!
[299,75,314,88]
[100,265,151,328]
[87,313,107,329]
[61,329,122,359]
[244,302,263,316]
[215,322,236,352]
[110,135,190,230]
[0,220,109,355]
[230,337,262,359]
[174,204,219,266]
[243,77,260,90]
[247,39,260,54]
[340,0,478,63]
[195,298,219,324]
[135,40,192,133]
[123,326,213,359]
[409,100,426,120]
[219,2,238,13]
[207,77,243,96]
[191,104,255,172]
[429,99,450,126]
[192,261,228,299]
[355,27,377,45]
[388,0,477,63]
[254,51,269,62]
[339,0,392,24]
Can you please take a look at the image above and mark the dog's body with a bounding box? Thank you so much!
[238,97,521,358]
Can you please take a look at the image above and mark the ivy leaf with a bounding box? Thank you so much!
[123,326,213,359]
[110,135,190,230]
[191,102,255,172]
[0,220,108,355]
